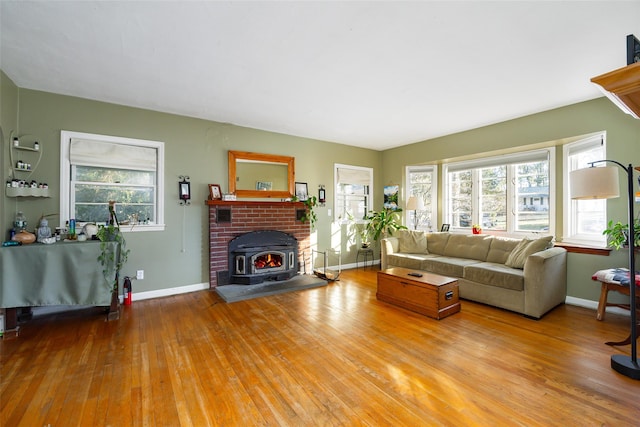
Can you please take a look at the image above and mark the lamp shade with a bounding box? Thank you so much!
[570,166,620,200]
[406,196,425,210]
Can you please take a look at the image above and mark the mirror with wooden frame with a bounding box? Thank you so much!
[228,150,295,199]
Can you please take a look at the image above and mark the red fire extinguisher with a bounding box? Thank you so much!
[123,276,132,306]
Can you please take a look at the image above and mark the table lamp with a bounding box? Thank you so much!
[406,196,425,230]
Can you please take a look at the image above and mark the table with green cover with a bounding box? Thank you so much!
[0,240,118,308]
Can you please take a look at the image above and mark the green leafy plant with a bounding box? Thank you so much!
[292,195,318,230]
[366,208,407,242]
[96,202,130,291]
[602,219,640,250]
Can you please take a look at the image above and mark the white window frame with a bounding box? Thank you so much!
[334,163,373,223]
[443,148,555,237]
[563,133,607,246]
[405,165,438,231]
[60,130,165,232]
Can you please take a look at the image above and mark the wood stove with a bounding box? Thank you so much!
[228,230,299,285]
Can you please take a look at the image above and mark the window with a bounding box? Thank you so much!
[563,133,607,246]
[444,149,554,235]
[334,164,372,222]
[60,131,165,232]
[405,165,438,230]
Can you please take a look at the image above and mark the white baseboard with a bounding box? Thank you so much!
[131,282,210,302]
[303,260,380,274]
[565,296,630,317]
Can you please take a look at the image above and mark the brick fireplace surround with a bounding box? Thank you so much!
[207,200,311,288]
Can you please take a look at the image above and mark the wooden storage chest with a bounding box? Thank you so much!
[377,267,460,319]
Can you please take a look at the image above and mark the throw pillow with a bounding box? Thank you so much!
[398,230,428,253]
[505,235,554,269]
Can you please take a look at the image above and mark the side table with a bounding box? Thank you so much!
[356,247,374,269]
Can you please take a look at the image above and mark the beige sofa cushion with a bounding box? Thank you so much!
[443,234,492,261]
[387,253,438,270]
[486,236,521,264]
[424,232,450,255]
[396,230,428,253]
[464,262,525,291]
[420,256,481,278]
[505,236,554,269]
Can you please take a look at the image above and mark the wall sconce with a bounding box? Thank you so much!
[179,176,191,205]
[318,185,326,205]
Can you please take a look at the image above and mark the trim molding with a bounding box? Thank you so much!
[132,282,210,301]
[565,295,630,317]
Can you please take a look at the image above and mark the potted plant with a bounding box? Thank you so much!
[602,218,640,250]
[96,201,130,315]
[366,208,407,243]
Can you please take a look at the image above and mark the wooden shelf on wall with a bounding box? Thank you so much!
[591,61,640,119]
[205,199,304,207]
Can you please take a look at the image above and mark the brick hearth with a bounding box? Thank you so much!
[207,200,311,288]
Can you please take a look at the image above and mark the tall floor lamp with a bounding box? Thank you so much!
[406,196,425,230]
[570,162,639,380]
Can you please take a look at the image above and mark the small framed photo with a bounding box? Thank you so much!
[209,184,222,200]
[256,181,272,191]
[440,224,450,232]
[295,182,309,201]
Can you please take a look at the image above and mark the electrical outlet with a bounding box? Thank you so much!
[136,270,144,280]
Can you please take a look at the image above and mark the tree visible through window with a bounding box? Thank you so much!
[73,166,156,224]
[406,165,437,231]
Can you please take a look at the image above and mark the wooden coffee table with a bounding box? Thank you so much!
[377,267,460,319]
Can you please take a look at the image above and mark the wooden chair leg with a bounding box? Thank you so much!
[597,282,608,321]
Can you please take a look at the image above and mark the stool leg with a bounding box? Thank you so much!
[597,282,608,321]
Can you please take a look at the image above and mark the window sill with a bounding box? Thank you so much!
[120,224,165,233]
[553,242,612,256]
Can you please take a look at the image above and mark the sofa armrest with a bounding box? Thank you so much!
[380,237,399,270]
[523,247,567,318]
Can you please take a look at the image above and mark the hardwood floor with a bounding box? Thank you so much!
[1,268,639,426]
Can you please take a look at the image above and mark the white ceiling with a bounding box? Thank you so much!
[1,1,639,151]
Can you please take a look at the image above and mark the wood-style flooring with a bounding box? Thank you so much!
[1,268,639,426]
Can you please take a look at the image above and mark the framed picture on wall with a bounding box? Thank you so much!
[295,182,308,201]
[209,184,222,200]
[383,185,399,210]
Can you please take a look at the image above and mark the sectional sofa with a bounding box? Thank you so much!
[380,231,567,319]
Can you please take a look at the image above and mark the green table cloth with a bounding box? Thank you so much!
[0,240,118,308]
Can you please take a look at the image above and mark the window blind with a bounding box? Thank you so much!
[70,138,157,171]
[336,167,371,185]
[446,149,550,173]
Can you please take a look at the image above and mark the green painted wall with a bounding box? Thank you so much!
[381,97,640,302]
[1,70,19,244]
[2,82,380,293]
[3,70,640,304]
